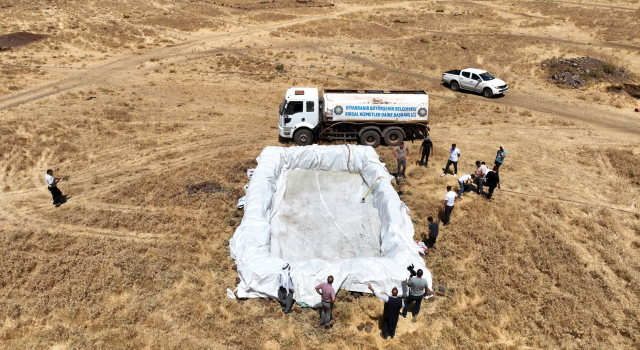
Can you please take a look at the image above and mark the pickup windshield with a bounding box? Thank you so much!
[480,72,495,81]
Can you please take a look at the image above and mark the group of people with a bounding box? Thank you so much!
[279,268,432,338]
[392,141,506,225]
[369,267,432,339]
[278,271,339,330]
[392,138,435,178]
[441,144,505,225]
[283,270,432,339]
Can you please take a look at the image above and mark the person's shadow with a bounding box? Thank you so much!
[58,195,71,205]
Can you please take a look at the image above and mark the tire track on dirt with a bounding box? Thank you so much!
[0,1,418,112]
[534,0,638,11]
[316,48,640,135]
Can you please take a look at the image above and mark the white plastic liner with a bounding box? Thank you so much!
[270,169,383,262]
[229,145,431,306]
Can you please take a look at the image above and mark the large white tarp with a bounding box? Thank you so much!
[229,145,431,306]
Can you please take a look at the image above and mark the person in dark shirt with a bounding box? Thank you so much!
[425,216,439,253]
[485,166,501,200]
[368,284,404,339]
[419,136,434,167]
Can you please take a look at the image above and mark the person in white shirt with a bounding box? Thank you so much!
[443,185,457,225]
[457,174,475,199]
[474,161,488,195]
[45,169,63,206]
[441,144,461,178]
[277,263,295,313]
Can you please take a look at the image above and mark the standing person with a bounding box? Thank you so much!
[485,166,501,200]
[425,216,439,253]
[474,161,488,195]
[368,284,404,339]
[440,144,460,178]
[457,174,474,200]
[401,269,430,319]
[419,136,434,167]
[393,143,409,178]
[315,276,336,329]
[443,185,456,225]
[494,146,506,171]
[45,169,63,207]
[277,263,295,314]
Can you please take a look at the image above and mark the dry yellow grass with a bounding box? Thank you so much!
[1,0,640,349]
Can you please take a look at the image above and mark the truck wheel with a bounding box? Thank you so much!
[450,81,460,91]
[293,129,314,146]
[360,130,381,148]
[384,129,404,147]
[483,88,493,98]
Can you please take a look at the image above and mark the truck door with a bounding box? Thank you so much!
[303,100,318,127]
[460,71,473,90]
[470,73,483,92]
[284,101,304,126]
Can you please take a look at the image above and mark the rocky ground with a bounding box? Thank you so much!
[543,57,629,88]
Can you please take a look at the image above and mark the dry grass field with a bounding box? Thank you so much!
[1,0,640,349]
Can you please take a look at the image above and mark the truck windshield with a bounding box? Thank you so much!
[279,97,286,116]
[480,72,495,81]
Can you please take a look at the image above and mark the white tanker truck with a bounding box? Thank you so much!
[278,88,429,147]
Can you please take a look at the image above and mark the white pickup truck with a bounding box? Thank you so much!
[442,68,508,98]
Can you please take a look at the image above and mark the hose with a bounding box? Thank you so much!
[345,144,366,184]
[362,175,386,201]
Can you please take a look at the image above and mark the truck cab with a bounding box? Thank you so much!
[278,87,320,144]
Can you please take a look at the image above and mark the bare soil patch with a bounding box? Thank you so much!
[136,14,220,32]
[280,19,402,39]
[207,0,333,10]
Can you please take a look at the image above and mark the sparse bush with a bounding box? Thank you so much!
[586,69,600,79]
[275,64,284,71]
[603,62,616,75]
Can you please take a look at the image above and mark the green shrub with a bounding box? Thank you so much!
[275,64,284,71]
[603,63,616,75]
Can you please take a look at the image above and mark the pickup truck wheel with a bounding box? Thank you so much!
[360,130,381,148]
[384,129,404,147]
[293,129,314,146]
[450,81,460,91]
[483,88,493,98]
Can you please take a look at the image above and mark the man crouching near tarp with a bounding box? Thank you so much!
[277,263,295,313]
[368,284,404,339]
